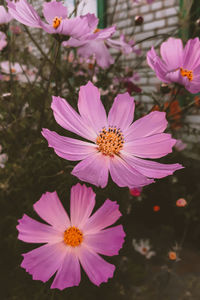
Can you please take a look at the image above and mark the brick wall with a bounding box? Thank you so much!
[107,0,200,157]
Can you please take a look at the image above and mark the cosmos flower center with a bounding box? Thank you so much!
[180,67,193,81]
[52,17,62,29]
[142,247,147,253]
[96,126,124,157]
[11,68,16,73]
[63,226,83,247]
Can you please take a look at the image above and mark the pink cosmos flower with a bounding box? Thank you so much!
[42,81,183,189]
[0,5,12,24]
[0,31,7,51]
[147,37,200,94]
[63,14,116,69]
[7,0,93,39]
[17,183,125,289]
[64,32,139,69]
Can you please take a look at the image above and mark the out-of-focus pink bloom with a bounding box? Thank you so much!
[176,198,187,207]
[42,81,183,189]
[147,38,200,94]
[115,71,141,94]
[106,34,141,56]
[0,5,12,24]
[174,139,187,151]
[0,145,8,168]
[0,32,7,51]
[10,25,22,35]
[0,61,39,83]
[63,14,116,69]
[129,187,142,197]
[7,0,94,39]
[64,32,140,69]
[17,183,125,289]
[0,61,25,74]
[133,0,154,3]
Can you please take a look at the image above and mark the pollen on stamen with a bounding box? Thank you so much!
[96,126,124,157]
[180,67,193,81]
[52,16,62,29]
[63,226,83,247]
[94,28,101,33]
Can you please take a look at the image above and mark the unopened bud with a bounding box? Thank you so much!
[135,16,144,26]
[160,83,170,94]
[196,19,200,27]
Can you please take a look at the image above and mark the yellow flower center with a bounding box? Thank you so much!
[63,226,83,247]
[52,17,62,29]
[180,67,193,81]
[96,127,124,157]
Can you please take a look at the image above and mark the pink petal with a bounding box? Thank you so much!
[70,183,96,229]
[78,81,107,135]
[78,40,114,69]
[83,199,122,234]
[7,0,42,28]
[183,38,200,70]
[51,248,81,290]
[89,25,116,41]
[123,155,183,179]
[34,191,70,232]
[59,16,92,40]
[78,246,115,286]
[109,155,154,188]
[123,133,176,158]
[84,225,125,256]
[0,5,12,24]
[42,129,97,161]
[71,152,110,188]
[108,93,135,132]
[83,13,98,31]
[51,96,96,142]
[125,111,168,141]
[21,242,67,283]
[160,38,183,70]
[17,214,63,244]
[42,1,67,25]
[147,47,169,82]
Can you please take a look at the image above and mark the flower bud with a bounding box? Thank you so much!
[160,83,171,94]
[135,16,144,26]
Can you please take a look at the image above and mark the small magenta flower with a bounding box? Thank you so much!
[0,5,12,24]
[42,81,183,189]
[17,184,125,289]
[129,187,142,197]
[147,37,200,94]
[7,0,93,39]
[0,32,7,51]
